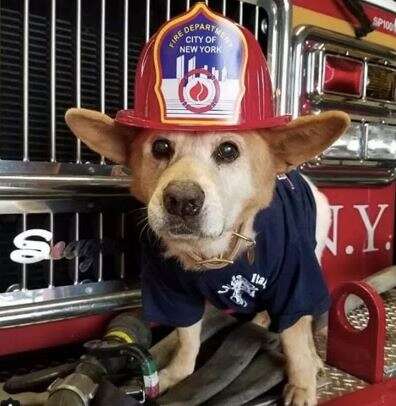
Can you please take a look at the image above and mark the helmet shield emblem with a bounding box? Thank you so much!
[154,3,248,125]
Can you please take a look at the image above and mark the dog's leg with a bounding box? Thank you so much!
[150,331,179,370]
[159,319,202,394]
[307,324,325,376]
[281,315,318,406]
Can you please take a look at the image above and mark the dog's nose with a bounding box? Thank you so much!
[163,181,205,217]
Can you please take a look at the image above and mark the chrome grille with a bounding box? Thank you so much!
[0,196,145,329]
[0,0,287,331]
[292,26,396,184]
[0,198,140,295]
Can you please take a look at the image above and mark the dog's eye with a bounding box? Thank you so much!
[213,142,239,164]
[152,138,173,160]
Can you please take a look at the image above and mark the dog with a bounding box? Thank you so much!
[66,108,350,406]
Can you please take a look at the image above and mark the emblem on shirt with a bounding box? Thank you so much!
[217,273,267,307]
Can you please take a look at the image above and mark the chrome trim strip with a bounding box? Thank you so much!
[123,0,129,109]
[0,175,130,194]
[100,0,106,165]
[363,122,369,160]
[50,0,56,163]
[254,5,259,39]
[0,283,141,328]
[222,0,227,16]
[239,1,243,25]
[166,0,171,20]
[98,212,104,282]
[362,58,368,101]
[49,212,55,288]
[75,0,82,163]
[22,213,27,290]
[259,0,291,116]
[0,161,131,192]
[0,196,135,215]
[23,0,29,162]
[74,212,80,284]
[146,0,151,43]
[302,164,396,185]
[0,161,127,176]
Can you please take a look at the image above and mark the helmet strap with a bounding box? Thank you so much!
[186,224,256,270]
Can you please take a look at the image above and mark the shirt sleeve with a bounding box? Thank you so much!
[140,249,205,328]
[264,239,330,333]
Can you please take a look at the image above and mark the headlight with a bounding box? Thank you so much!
[323,122,363,159]
[366,124,396,161]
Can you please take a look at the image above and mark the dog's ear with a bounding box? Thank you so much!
[65,108,134,164]
[261,111,350,173]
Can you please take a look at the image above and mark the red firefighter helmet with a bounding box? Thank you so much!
[116,3,290,131]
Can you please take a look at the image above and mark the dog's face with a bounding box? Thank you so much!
[128,130,275,242]
[65,108,350,258]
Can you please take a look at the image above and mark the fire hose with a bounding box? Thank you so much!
[4,266,396,405]
[4,313,158,406]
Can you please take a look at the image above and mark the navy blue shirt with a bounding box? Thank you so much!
[141,171,330,333]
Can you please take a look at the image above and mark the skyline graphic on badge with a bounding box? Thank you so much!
[153,3,248,125]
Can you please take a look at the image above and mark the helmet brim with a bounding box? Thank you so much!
[115,109,292,132]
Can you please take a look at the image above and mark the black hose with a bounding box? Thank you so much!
[4,362,78,394]
[45,390,84,406]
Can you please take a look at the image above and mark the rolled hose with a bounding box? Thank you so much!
[46,390,85,406]
[4,362,78,394]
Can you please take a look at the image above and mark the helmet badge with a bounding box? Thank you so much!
[154,3,248,125]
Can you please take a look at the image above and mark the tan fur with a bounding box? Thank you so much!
[264,111,350,172]
[65,108,134,164]
[158,320,202,394]
[65,108,350,405]
[281,316,318,406]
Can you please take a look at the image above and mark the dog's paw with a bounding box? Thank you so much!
[283,383,317,406]
[159,368,176,394]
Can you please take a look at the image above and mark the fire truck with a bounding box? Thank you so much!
[0,0,395,404]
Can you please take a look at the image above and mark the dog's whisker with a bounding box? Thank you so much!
[137,215,149,227]
[127,206,148,215]
[139,221,151,241]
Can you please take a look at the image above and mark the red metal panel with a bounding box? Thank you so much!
[0,314,115,356]
[327,281,386,384]
[320,184,395,291]
[293,0,396,38]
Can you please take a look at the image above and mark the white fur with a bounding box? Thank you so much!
[302,175,331,264]
[147,132,254,258]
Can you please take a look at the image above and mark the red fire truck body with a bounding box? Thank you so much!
[293,0,396,290]
[0,0,395,404]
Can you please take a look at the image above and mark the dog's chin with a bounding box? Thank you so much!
[167,224,196,239]
[154,221,225,242]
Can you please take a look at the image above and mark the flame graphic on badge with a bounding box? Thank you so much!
[190,81,209,102]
